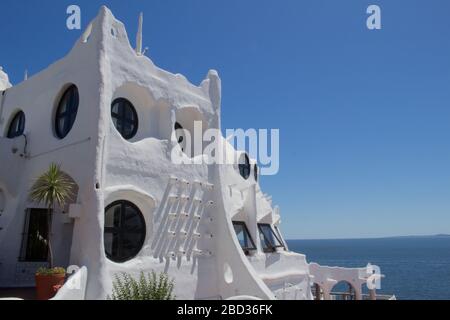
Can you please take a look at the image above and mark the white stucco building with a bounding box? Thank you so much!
[0,7,392,300]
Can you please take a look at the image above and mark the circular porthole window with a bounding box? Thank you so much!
[55,85,79,139]
[7,111,25,139]
[111,98,138,140]
[104,200,146,263]
[239,153,251,180]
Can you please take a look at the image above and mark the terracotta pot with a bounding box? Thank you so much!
[35,273,66,300]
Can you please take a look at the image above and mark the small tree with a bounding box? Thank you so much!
[108,271,176,300]
[29,163,75,268]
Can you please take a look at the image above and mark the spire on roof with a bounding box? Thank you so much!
[136,12,143,56]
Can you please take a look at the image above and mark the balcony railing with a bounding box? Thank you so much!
[362,293,396,300]
[329,292,356,300]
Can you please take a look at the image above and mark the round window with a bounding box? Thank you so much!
[111,98,138,140]
[239,153,251,180]
[55,85,79,139]
[104,200,146,262]
[7,111,25,139]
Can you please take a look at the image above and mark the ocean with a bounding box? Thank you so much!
[287,236,450,300]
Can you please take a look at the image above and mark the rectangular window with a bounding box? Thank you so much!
[274,225,287,249]
[232,221,256,255]
[258,223,285,253]
[19,209,51,262]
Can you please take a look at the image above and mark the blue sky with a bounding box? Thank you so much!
[1,0,450,239]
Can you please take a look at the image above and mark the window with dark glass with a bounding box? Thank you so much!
[254,164,258,182]
[111,98,138,140]
[239,153,251,180]
[19,209,51,262]
[55,85,79,139]
[7,111,25,139]
[174,122,185,151]
[258,223,284,253]
[232,221,256,255]
[104,200,146,262]
[274,226,286,248]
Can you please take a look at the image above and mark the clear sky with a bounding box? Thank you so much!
[1,0,449,239]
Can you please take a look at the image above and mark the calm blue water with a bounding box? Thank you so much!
[287,236,450,300]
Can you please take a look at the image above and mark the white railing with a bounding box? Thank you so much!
[362,293,396,300]
[328,292,396,301]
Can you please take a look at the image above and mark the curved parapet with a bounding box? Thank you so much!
[249,251,313,300]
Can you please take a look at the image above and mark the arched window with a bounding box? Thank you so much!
[111,98,138,140]
[238,153,251,180]
[7,111,25,139]
[104,200,146,262]
[330,281,356,300]
[254,164,258,182]
[55,85,79,139]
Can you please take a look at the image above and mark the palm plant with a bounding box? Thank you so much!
[29,163,75,268]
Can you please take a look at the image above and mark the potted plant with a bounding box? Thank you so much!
[35,267,67,300]
[29,163,75,300]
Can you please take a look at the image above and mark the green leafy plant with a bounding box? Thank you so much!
[29,163,76,268]
[36,267,66,276]
[108,271,176,300]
